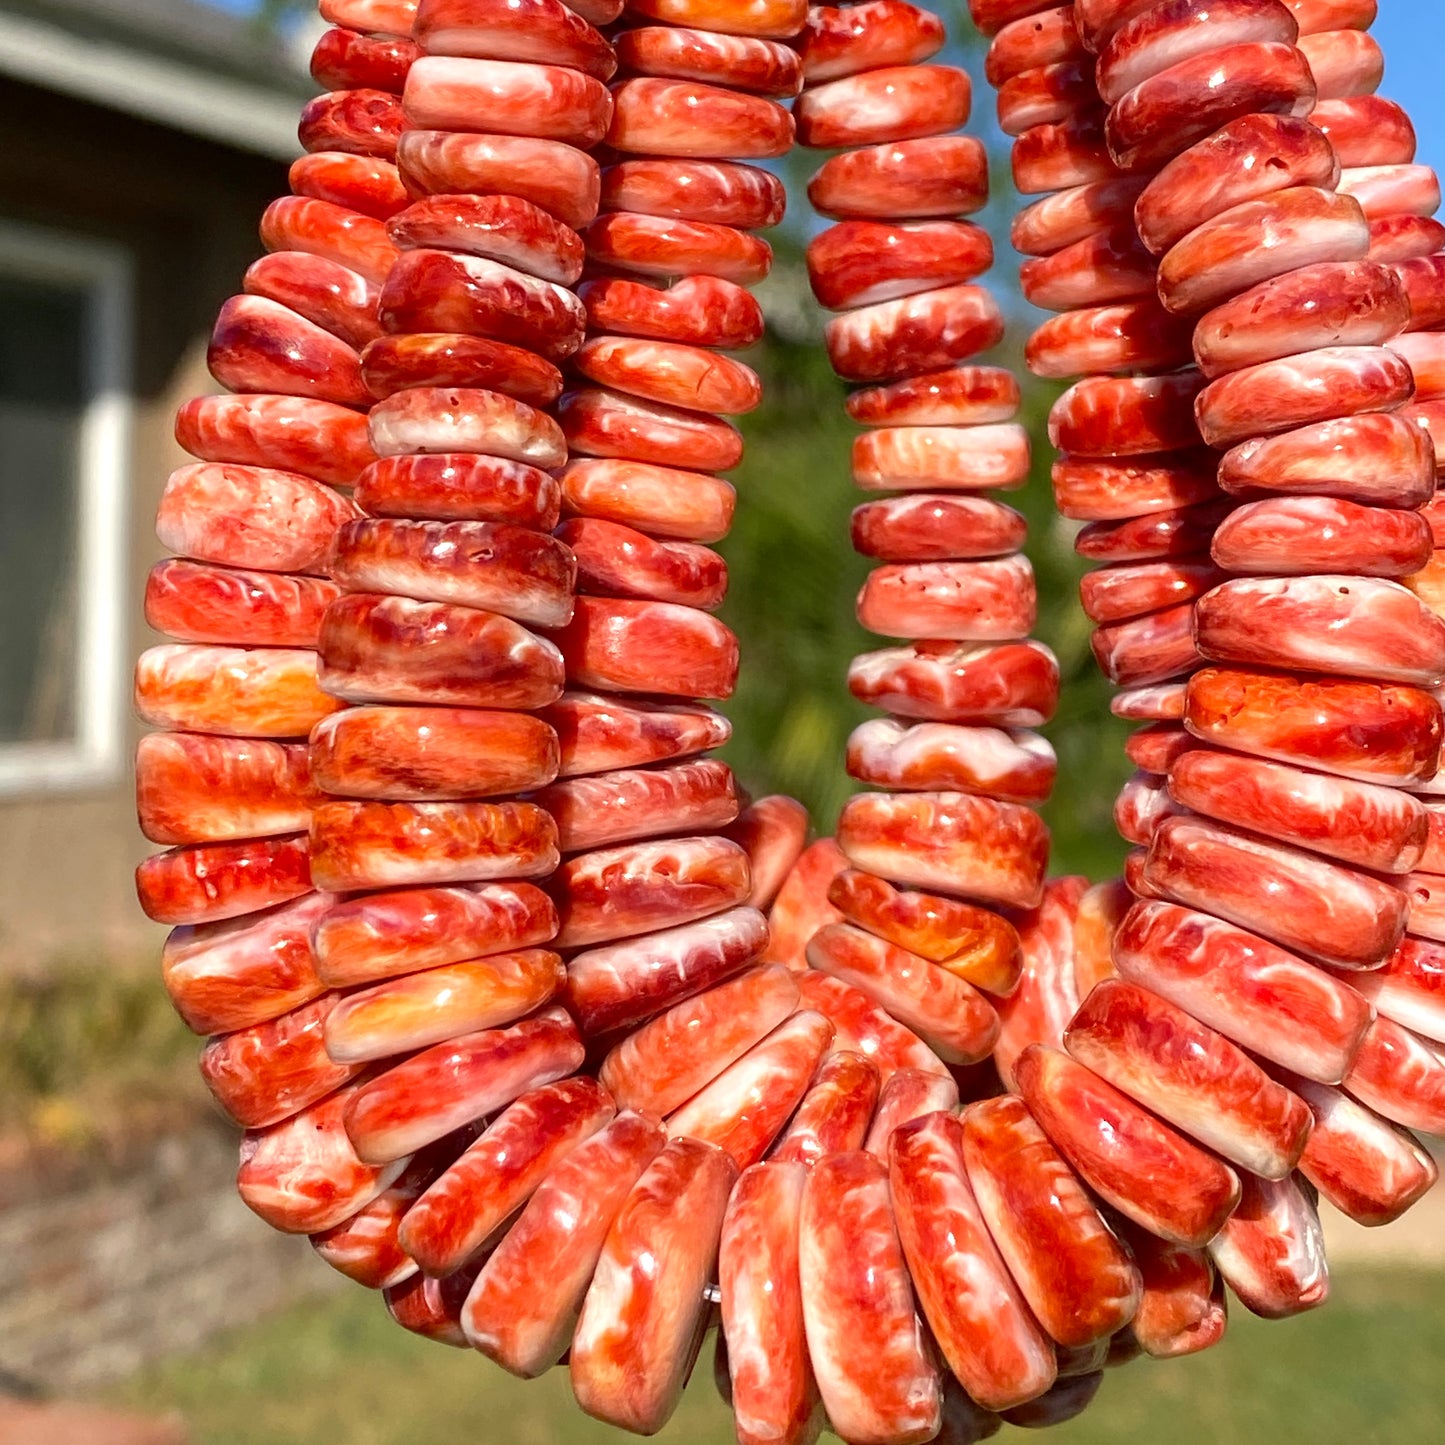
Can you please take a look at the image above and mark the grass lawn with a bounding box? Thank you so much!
[109,1266,1445,1445]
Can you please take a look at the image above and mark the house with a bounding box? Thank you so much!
[0,0,314,969]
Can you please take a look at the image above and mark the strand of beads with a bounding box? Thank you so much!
[135,0,415,1170]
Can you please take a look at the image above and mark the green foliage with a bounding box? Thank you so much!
[111,1266,1445,1445]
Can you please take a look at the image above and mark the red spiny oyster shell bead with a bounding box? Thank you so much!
[560,459,735,543]
[1010,176,1146,257]
[570,1139,737,1436]
[846,364,1019,426]
[1193,576,1445,686]
[136,732,316,845]
[1158,187,1372,318]
[397,1077,616,1276]
[1208,497,1431,578]
[380,249,586,360]
[607,78,793,159]
[848,639,1060,726]
[1064,979,1313,1179]
[238,1082,411,1235]
[725,795,808,911]
[1138,111,1340,248]
[862,1068,957,1159]
[585,212,772,287]
[599,965,799,1116]
[961,1094,1140,1348]
[825,284,1004,383]
[578,275,764,350]
[573,337,760,415]
[1079,559,1223,625]
[299,88,405,162]
[261,195,400,288]
[1312,94,1415,167]
[1105,41,1318,174]
[208,295,370,408]
[808,135,988,220]
[985,5,1083,85]
[175,393,376,487]
[1350,937,1445,1046]
[827,866,1022,996]
[308,798,558,890]
[318,593,565,709]
[558,388,743,471]
[388,193,585,285]
[1016,1046,1241,1250]
[309,705,558,799]
[1143,812,1407,969]
[136,644,342,738]
[354,452,561,526]
[851,494,1027,561]
[1166,746,1427,873]
[329,517,575,628]
[838,791,1048,909]
[144,560,338,648]
[847,718,1055,804]
[807,923,999,1064]
[156,462,357,575]
[551,596,739,699]
[1339,162,1440,222]
[1122,1227,1225,1359]
[362,332,565,405]
[770,1050,880,1164]
[1048,374,1202,458]
[663,1010,834,1169]
[794,65,971,149]
[1290,1075,1436,1228]
[1193,259,1407,378]
[1343,1015,1445,1135]
[202,992,359,1132]
[1075,499,1233,565]
[853,422,1030,493]
[1208,1173,1328,1321]
[719,1162,817,1445]
[368,388,565,465]
[385,1263,478,1345]
[312,879,556,987]
[415,0,616,80]
[289,151,410,221]
[342,1005,584,1163]
[600,159,785,229]
[996,58,1097,136]
[136,833,311,925]
[614,28,802,97]
[544,689,731,775]
[798,1151,941,1445]
[807,220,992,312]
[312,26,418,95]
[462,1111,665,1379]
[1112,901,1373,1083]
[566,905,769,1036]
[243,251,382,350]
[796,971,950,1082]
[762,838,847,972]
[323,948,563,1062]
[309,1147,437,1290]
[396,131,600,232]
[889,1112,1056,1412]
[1027,299,1193,379]
[401,56,612,148]
[625,0,808,39]
[1019,226,1155,311]
[320,0,418,40]
[1010,111,1114,197]
[1184,666,1442,786]
[1092,0,1299,108]
[856,556,1036,641]
[800,0,944,84]
[161,892,332,1036]
[533,757,739,853]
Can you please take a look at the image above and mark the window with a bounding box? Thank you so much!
[0,221,132,794]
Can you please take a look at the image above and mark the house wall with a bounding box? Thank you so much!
[0,79,291,972]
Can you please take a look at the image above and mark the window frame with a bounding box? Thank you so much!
[0,219,133,796]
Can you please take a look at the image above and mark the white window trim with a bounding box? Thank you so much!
[0,220,133,796]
